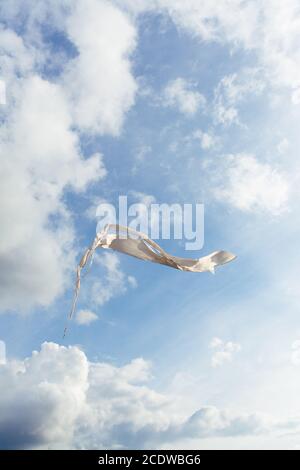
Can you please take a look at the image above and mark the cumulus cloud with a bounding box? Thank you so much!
[63,0,137,135]
[0,342,166,449]
[210,337,241,368]
[75,310,98,326]
[163,78,206,116]
[0,73,105,312]
[0,342,289,450]
[181,406,269,439]
[0,0,139,313]
[211,154,289,215]
[0,342,89,449]
[0,27,35,79]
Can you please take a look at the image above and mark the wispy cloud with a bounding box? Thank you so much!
[213,69,265,126]
[191,129,219,150]
[210,337,241,368]
[211,154,289,215]
[163,78,206,116]
[75,310,98,326]
[90,252,137,307]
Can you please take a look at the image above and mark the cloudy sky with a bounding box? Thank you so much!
[1,0,300,450]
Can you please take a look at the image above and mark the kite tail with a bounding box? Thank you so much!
[63,225,110,339]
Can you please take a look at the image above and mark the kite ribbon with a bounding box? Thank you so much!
[63,224,236,337]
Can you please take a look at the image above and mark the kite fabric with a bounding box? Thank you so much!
[64,224,236,337]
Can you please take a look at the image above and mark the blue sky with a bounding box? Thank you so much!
[1,0,300,450]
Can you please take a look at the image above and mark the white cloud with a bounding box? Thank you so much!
[210,337,241,368]
[192,129,218,150]
[162,1,300,100]
[131,146,152,175]
[277,138,290,155]
[90,252,137,307]
[213,69,265,126]
[119,1,300,103]
[136,145,152,162]
[0,73,105,312]
[163,78,206,116]
[181,406,267,439]
[0,1,73,32]
[0,342,167,449]
[0,341,292,449]
[63,0,137,135]
[291,340,300,366]
[75,310,98,326]
[159,0,259,44]
[0,0,138,131]
[0,342,89,449]
[0,0,140,313]
[85,197,110,221]
[256,0,300,93]
[127,275,138,289]
[212,154,289,215]
[0,27,35,80]
[210,337,224,349]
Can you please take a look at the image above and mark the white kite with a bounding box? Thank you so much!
[64,224,236,337]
